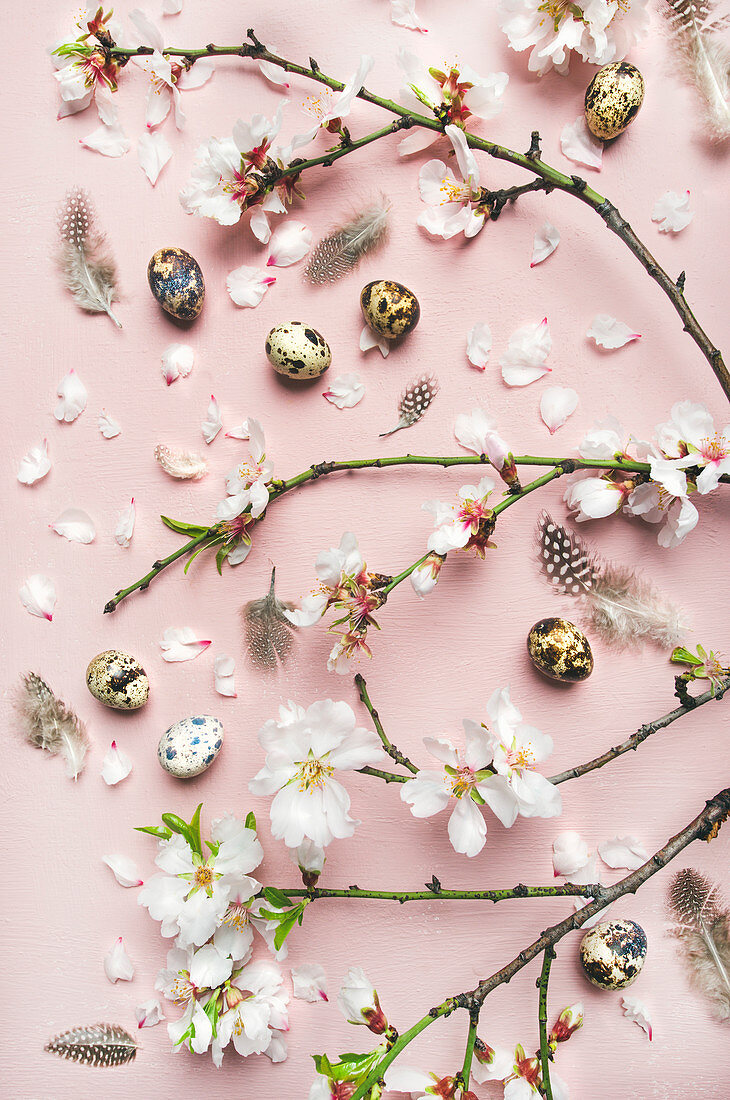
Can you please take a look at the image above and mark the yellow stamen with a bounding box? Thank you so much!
[297,758,334,791]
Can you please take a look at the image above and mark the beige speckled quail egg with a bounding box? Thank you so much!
[580,919,647,990]
[584,63,645,141]
[86,649,149,710]
[360,279,420,340]
[265,321,332,380]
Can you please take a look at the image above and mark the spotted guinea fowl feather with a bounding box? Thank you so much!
[243,567,297,670]
[379,374,439,437]
[304,198,390,285]
[45,1024,138,1067]
[668,868,730,1021]
[58,187,122,327]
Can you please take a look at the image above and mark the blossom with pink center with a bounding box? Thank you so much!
[455,406,520,487]
[417,125,488,238]
[51,6,122,122]
[654,400,730,494]
[564,474,634,522]
[219,419,274,521]
[128,9,214,129]
[482,686,562,820]
[285,532,367,628]
[423,474,496,557]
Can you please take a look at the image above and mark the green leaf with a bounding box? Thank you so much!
[188,802,204,856]
[183,538,222,575]
[263,887,293,908]
[161,515,211,537]
[215,543,231,576]
[312,1053,334,1075]
[135,824,173,839]
[670,645,703,666]
[273,911,300,951]
[161,812,195,848]
[203,994,220,1038]
[245,810,257,831]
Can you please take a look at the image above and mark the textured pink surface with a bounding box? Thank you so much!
[3,2,729,1098]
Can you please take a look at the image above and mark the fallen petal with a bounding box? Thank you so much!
[587,314,641,349]
[359,324,390,358]
[161,343,194,385]
[500,317,552,386]
[598,835,648,871]
[540,386,579,434]
[50,508,96,544]
[101,740,133,785]
[226,264,276,308]
[98,410,121,438]
[18,440,51,485]
[135,997,166,1028]
[466,322,492,370]
[322,373,365,409]
[19,574,56,620]
[552,831,591,878]
[266,220,312,267]
[160,626,212,662]
[81,122,131,157]
[103,854,144,888]
[214,655,237,697]
[115,498,136,548]
[54,369,88,423]
[291,963,328,1002]
[652,190,693,234]
[225,420,251,440]
[531,221,560,267]
[560,116,602,170]
[621,996,653,1040]
[390,0,428,31]
[104,936,134,983]
[202,395,222,444]
[138,130,173,185]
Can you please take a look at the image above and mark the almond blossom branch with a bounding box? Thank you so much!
[281,883,604,904]
[460,1010,480,1091]
[537,948,556,1100]
[351,786,730,1099]
[355,673,419,775]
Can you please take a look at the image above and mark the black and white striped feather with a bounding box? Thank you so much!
[304,198,390,284]
[668,868,730,1021]
[45,1024,138,1067]
[661,0,730,142]
[58,187,122,326]
[379,374,439,437]
[536,512,685,649]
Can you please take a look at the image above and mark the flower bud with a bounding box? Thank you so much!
[224,985,245,1010]
[291,839,326,888]
[549,1002,584,1046]
[484,430,521,490]
[410,552,446,598]
[337,967,388,1034]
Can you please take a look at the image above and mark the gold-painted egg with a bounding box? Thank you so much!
[580,919,647,990]
[527,617,593,683]
[584,62,645,141]
[147,246,205,320]
[360,279,420,340]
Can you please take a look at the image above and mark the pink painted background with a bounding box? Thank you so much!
[2,1,729,1097]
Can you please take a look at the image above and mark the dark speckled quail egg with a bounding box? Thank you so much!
[147,247,205,321]
[361,279,420,340]
[86,649,149,710]
[527,617,593,683]
[266,321,332,380]
[584,62,645,141]
[580,919,647,990]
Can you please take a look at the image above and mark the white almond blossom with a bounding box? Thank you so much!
[455,406,516,480]
[337,967,388,1032]
[19,574,56,621]
[104,937,134,983]
[564,475,629,521]
[417,124,487,239]
[115,498,136,548]
[560,116,603,169]
[128,9,214,130]
[54,369,87,422]
[652,190,694,233]
[623,477,699,548]
[159,626,212,662]
[138,130,173,185]
[410,552,445,598]
[161,343,194,385]
[424,474,497,556]
[50,508,96,544]
[290,839,326,884]
[500,318,552,386]
[219,418,273,521]
[485,687,562,820]
[226,265,276,307]
[654,400,730,494]
[18,440,51,485]
[51,5,123,121]
[101,740,132,785]
[322,373,366,409]
[285,532,365,628]
[249,699,386,848]
[211,959,289,1067]
[466,321,492,370]
[587,314,641,349]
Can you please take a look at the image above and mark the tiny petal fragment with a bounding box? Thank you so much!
[138,130,173,185]
[360,324,390,357]
[560,117,603,170]
[202,395,222,444]
[291,963,328,1002]
[391,0,428,31]
[18,440,51,485]
[98,410,121,438]
[54,370,88,422]
[104,937,135,983]
[598,835,648,870]
[466,322,492,370]
[135,998,165,1028]
[81,122,131,157]
[50,508,96,544]
[161,343,194,385]
[587,315,641,349]
[531,221,560,266]
[540,386,579,434]
[500,318,552,386]
[652,190,693,233]
[101,740,133,785]
[214,655,237,697]
[227,264,276,307]
[115,498,136,548]
[323,373,365,409]
[622,996,653,1040]
[103,854,144,888]
[19,574,56,621]
[266,220,313,267]
[160,626,212,662]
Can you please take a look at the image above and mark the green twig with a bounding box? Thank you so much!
[538,947,556,1100]
[355,674,419,774]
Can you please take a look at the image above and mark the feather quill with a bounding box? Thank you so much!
[661,0,730,142]
[379,373,439,437]
[536,512,686,649]
[45,1023,138,1067]
[668,868,730,1021]
[15,672,89,780]
[304,198,390,284]
[58,187,122,326]
[243,567,297,670]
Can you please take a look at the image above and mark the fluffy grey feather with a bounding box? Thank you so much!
[58,187,122,326]
[379,373,439,437]
[668,868,730,1021]
[661,0,730,142]
[45,1024,138,1067]
[536,512,686,649]
[15,672,89,780]
[243,568,296,670]
[304,198,390,284]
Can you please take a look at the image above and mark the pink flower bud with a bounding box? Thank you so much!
[549,1002,584,1045]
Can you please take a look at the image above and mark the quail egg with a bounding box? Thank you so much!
[580,919,647,990]
[147,247,205,320]
[266,321,332,380]
[86,650,149,710]
[360,279,420,340]
[585,63,645,141]
[527,617,594,683]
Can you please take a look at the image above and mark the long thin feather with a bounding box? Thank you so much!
[379,373,439,437]
[243,567,297,670]
[661,0,730,142]
[668,868,730,1021]
[58,187,122,326]
[15,672,89,780]
[536,512,686,649]
[45,1023,138,1067]
[304,198,390,284]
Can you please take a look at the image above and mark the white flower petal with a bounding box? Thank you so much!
[161,343,194,386]
[214,655,237,697]
[202,394,222,444]
[560,116,603,170]
[115,498,136,548]
[587,314,641,349]
[18,440,51,485]
[266,220,312,267]
[500,317,552,386]
[552,831,592,878]
[598,835,648,870]
[390,0,428,31]
[226,265,276,308]
[291,963,328,1002]
[466,322,492,370]
[259,50,290,87]
[249,207,272,243]
[103,854,144,888]
[652,190,693,233]
[531,221,561,267]
[98,410,121,438]
[50,508,96,544]
[54,370,87,422]
[540,386,579,434]
[322,373,365,409]
[622,995,653,1040]
[135,997,165,1028]
[226,420,251,440]
[80,122,131,158]
[159,626,212,662]
[19,574,56,620]
[101,740,133,785]
[138,130,173,185]
[104,937,134,983]
[359,324,390,357]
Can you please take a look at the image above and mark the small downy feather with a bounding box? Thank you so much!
[661,0,730,142]
[15,672,89,780]
[154,444,208,480]
[45,1023,138,1067]
[243,567,297,670]
[304,198,390,284]
[536,512,686,649]
[58,187,122,326]
[379,373,439,437]
[668,868,730,1021]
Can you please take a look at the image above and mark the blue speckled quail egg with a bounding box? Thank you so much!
[266,321,332,380]
[580,919,647,989]
[584,63,645,141]
[86,650,149,710]
[157,715,224,779]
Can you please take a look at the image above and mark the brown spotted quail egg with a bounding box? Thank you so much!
[580,919,647,990]
[527,617,593,683]
[266,322,332,380]
[584,62,645,141]
[361,279,420,340]
[147,247,205,320]
[86,649,149,710]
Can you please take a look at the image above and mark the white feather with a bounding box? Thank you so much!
[154,445,208,480]
[662,0,730,142]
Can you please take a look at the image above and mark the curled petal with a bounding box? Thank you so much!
[560,116,602,170]
[138,130,173,185]
[531,221,560,266]
[359,325,390,357]
[597,835,648,870]
[159,626,212,662]
[226,420,251,440]
[266,220,313,267]
[202,394,222,444]
[103,854,144,888]
[652,190,693,233]
[587,314,641,349]
[50,508,96,544]
[80,122,131,157]
[291,963,328,1002]
[161,343,194,385]
[135,998,165,1028]
[19,574,56,621]
[540,386,579,433]
[390,0,428,31]
[322,373,365,409]
[466,322,492,370]
[214,655,237,697]
[54,369,87,423]
[622,996,653,1040]
[226,265,276,308]
[500,318,552,386]
[104,936,134,983]
[98,410,121,438]
[552,831,592,878]
[115,498,136,548]
[101,740,133,785]
[18,440,51,485]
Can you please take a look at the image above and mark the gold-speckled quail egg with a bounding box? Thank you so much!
[266,322,332,380]
[147,247,205,320]
[580,919,647,990]
[86,650,149,710]
[584,63,645,141]
[527,617,593,683]
[360,279,420,340]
